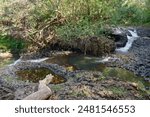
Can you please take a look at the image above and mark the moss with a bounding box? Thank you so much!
[108,86,127,96]
[98,76,106,81]
[69,91,86,97]
[103,67,150,88]
[51,85,63,92]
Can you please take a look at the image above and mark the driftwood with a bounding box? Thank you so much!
[23,74,53,100]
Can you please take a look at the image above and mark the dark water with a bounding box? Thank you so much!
[16,68,66,84]
[68,55,106,71]
[46,54,105,71]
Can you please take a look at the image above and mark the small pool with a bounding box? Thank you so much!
[16,68,66,84]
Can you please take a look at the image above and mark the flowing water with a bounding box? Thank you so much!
[116,30,139,53]
[46,53,150,89]
[9,57,49,66]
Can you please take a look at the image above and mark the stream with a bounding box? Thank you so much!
[1,30,150,89]
[3,55,150,90]
[0,28,150,99]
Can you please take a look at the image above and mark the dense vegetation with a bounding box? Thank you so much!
[0,35,24,55]
[0,0,150,53]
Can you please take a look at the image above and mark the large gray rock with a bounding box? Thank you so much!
[0,78,15,100]
[108,27,128,48]
[129,37,150,77]
[136,27,150,37]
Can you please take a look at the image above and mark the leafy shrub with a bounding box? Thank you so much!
[0,35,25,54]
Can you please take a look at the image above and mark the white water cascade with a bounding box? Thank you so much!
[9,57,49,66]
[115,30,139,53]
[95,29,139,63]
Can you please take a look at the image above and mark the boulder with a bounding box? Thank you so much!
[108,27,128,48]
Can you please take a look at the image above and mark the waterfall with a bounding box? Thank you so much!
[116,30,139,53]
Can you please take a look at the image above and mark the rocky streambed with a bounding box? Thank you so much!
[0,27,150,100]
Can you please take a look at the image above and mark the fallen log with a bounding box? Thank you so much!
[23,74,53,100]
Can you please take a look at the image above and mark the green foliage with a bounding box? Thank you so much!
[111,2,150,25]
[0,0,149,52]
[53,0,150,41]
[0,35,25,54]
[56,19,106,41]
